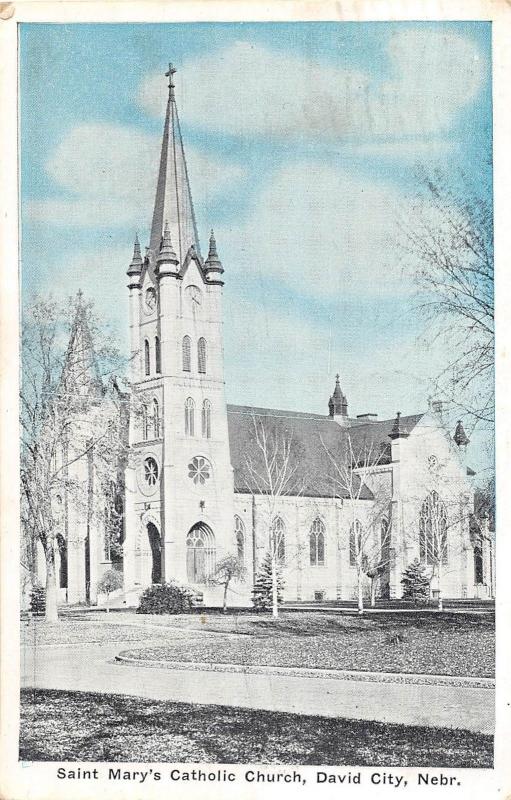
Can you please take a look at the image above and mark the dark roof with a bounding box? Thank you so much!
[227,404,374,499]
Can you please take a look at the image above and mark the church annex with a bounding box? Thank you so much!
[37,66,495,608]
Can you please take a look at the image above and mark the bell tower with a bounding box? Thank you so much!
[123,64,235,602]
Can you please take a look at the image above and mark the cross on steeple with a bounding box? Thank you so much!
[165,62,177,99]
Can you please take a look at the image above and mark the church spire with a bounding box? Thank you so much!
[59,292,103,402]
[149,63,201,264]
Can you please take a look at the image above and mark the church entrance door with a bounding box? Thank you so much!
[147,522,162,584]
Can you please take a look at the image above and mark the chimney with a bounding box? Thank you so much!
[356,413,378,422]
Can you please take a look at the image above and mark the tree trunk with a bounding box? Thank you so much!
[271,556,278,618]
[44,544,59,623]
[357,569,364,615]
[223,581,229,613]
[437,563,443,611]
[106,593,110,614]
[370,577,376,608]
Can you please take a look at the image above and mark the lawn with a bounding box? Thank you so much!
[115,610,494,678]
[19,689,493,767]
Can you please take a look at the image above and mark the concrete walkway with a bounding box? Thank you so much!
[21,639,494,735]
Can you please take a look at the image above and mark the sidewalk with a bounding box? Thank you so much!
[21,639,494,735]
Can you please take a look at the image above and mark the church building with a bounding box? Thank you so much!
[36,65,495,608]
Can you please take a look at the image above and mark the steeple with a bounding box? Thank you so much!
[328,374,348,419]
[59,291,103,402]
[149,63,201,265]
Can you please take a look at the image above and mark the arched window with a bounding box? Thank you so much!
[310,518,325,566]
[235,515,245,564]
[419,491,448,566]
[202,399,211,439]
[155,336,161,374]
[153,399,160,438]
[474,540,484,584]
[186,524,215,583]
[185,397,195,436]
[182,336,191,372]
[144,339,150,376]
[142,404,149,441]
[198,337,207,374]
[271,516,286,564]
[349,520,363,567]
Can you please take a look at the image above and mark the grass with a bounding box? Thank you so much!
[20,689,493,767]
[115,611,494,678]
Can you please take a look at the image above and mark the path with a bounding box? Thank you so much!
[21,639,494,735]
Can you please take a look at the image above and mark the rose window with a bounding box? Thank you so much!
[188,456,211,485]
[144,457,159,486]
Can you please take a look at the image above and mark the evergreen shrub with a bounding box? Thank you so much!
[251,552,285,612]
[29,585,46,615]
[137,581,196,614]
[401,559,431,604]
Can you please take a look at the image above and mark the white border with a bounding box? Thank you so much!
[1,2,510,799]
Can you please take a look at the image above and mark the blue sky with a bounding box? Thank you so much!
[20,22,493,472]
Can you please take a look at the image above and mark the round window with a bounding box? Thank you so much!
[144,457,159,486]
[188,456,211,485]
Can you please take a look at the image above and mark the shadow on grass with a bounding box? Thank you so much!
[20,689,493,768]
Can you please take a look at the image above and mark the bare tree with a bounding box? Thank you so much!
[20,294,129,622]
[322,432,390,614]
[401,167,493,427]
[207,554,247,613]
[244,413,304,618]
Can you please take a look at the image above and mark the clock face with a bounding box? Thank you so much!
[186,285,202,309]
[145,287,157,313]
[428,454,438,468]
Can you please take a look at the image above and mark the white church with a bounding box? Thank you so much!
[37,66,494,608]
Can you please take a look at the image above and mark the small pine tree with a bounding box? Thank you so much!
[401,558,430,604]
[251,551,285,612]
[29,585,46,615]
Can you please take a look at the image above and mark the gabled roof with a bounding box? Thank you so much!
[227,404,373,499]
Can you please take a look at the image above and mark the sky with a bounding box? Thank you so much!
[19,22,493,474]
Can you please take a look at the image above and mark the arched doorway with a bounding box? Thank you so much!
[186,523,215,584]
[147,522,162,584]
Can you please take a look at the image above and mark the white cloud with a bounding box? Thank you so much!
[218,161,411,299]
[27,123,245,228]
[138,31,486,141]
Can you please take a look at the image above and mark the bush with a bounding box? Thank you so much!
[137,581,197,615]
[30,585,46,615]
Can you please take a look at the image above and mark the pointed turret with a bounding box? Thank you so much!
[204,229,224,280]
[389,411,409,440]
[454,420,470,447]
[156,220,179,277]
[328,374,348,417]
[149,63,200,265]
[59,291,103,403]
[328,374,348,422]
[127,234,143,284]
